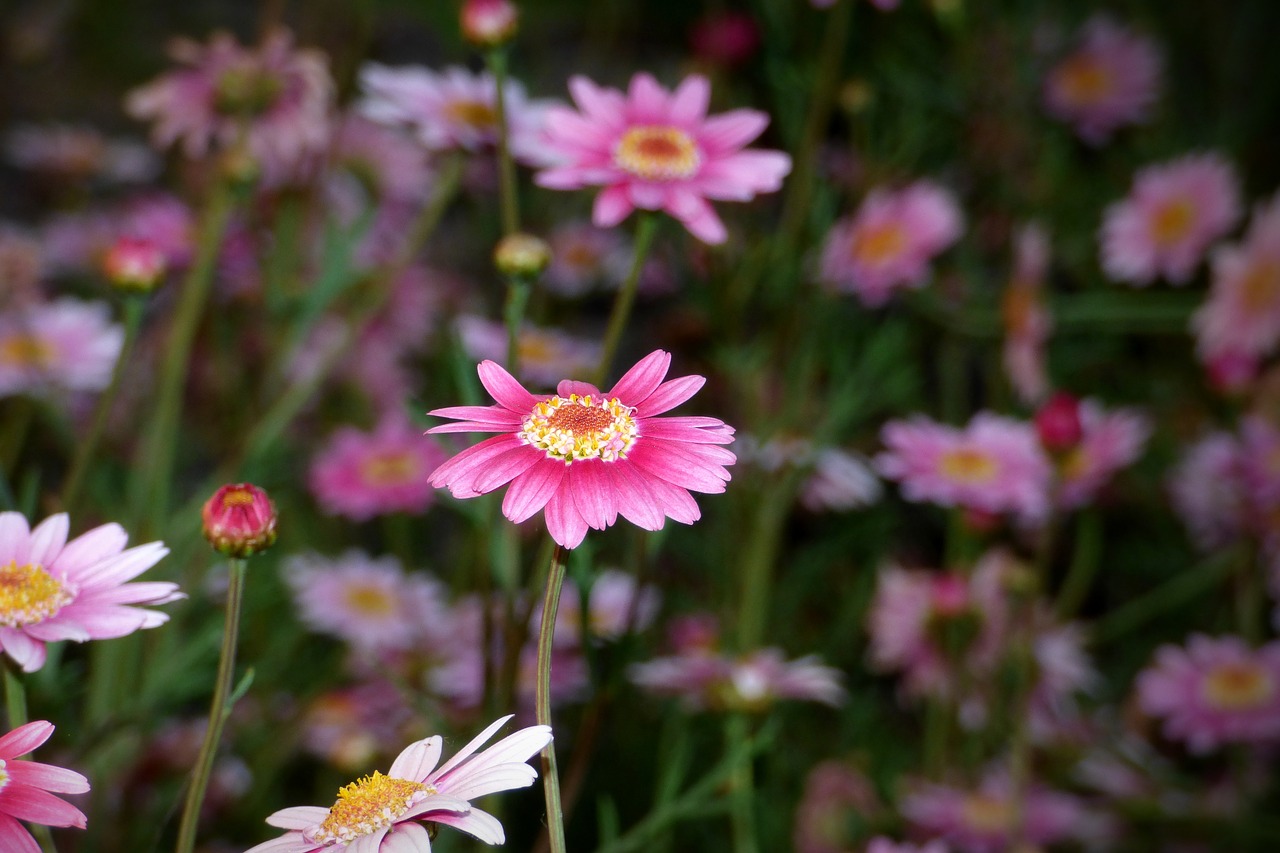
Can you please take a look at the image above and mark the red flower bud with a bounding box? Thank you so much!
[1034,391,1083,452]
[202,483,277,558]
[461,0,518,48]
[102,236,167,293]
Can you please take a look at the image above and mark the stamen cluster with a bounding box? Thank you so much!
[518,394,638,463]
[0,561,74,628]
[310,771,432,844]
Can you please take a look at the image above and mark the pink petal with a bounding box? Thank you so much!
[388,737,443,782]
[0,815,40,853]
[501,458,567,524]
[569,463,618,530]
[638,421,736,445]
[346,827,387,853]
[56,604,168,639]
[470,445,545,494]
[25,515,69,568]
[0,514,31,565]
[19,621,90,644]
[8,761,89,795]
[74,581,184,607]
[430,809,506,845]
[629,181,668,210]
[568,75,628,125]
[635,376,706,417]
[431,716,513,779]
[72,542,168,590]
[0,629,47,673]
[668,190,727,245]
[669,75,711,126]
[477,360,539,412]
[697,109,769,155]
[593,184,634,228]
[428,436,525,494]
[243,833,319,853]
[557,380,599,398]
[49,523,127,575]
[380,822,432,853]
[400,794,471,821]
[639,476,702,524]
[427,405,523,426]
[627,73,672,124]
[627,443,729,493]
[608,350,671,404]
[544,489,589,548]
[600,462,666,530]
[0,722,53,760]
[265,805,329,830]
[425,420,515,434]
[0,785,86,828]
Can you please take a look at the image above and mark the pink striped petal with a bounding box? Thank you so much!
[428,405,523,426]
[380,821,432,853]
[470,446,543,494]
[25,515,69,568]
[74,581,183,607]
[477,360,538,412]
[627,443,729,493]
[425,420,515,434]
[570,463,618,530]
[634,375,706,417]
[608,350,671,404]
[557,380,599,398]
[600,463,666,530]
[0,784,86,828]
[638,421,736,445]
[388,737,443,782]
[429,436,524,493]
[501,458,567,524]
[264,805,329,830]
[697,109,769,155]
[593,184,634,228]
[0,815,40,853]
[668,189,726,244]
[544,489,589,549]
[0,722,53,760]
[431,716,513,779]
[639,476,702,524]
[430,808,506,845]
[48,523,127,575]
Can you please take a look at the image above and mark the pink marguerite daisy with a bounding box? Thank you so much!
[427,350,735,549]
[0,721,90,853]
[309,418,449,521]
[1055,400,1150,509]
[0,512,180,672]
[0,299,123,398]
[247,715,552,852]
[902,772,1086,853]
[535,72,791,244]
[1100,152,1241,286]
[1193,192,1280,363]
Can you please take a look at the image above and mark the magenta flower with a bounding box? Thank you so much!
[1055,400,1151,509]
[247,715,552,851]
[0,512,180,672]
[1193,192,1280,363]
[309,418,449,521]
[427,350,735,549]
[535,73,791,244]
[0,299,123,398]
[902,772,1087,853]
[0,721,90,852]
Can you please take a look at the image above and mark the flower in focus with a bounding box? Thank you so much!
[1054,400,1150,509]
[1136,634,1280,754]
[247,715,552,852]
[0,299,123,398]
[309,419,449,521]
[202,483,278,558]
[0,721,90,850]
[536,72,791,244]
[455,315,601,387]
[1193,192,1280,365]
[427,350,735,549]
[1100,153,1241,285]
[818,181,963,307]
[0,512,179,672]
[876,413,1052,521]
[630,646,846,711]
[1001,223,1052,405]
[1042,15,1161,145]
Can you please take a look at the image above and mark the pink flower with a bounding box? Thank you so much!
[866,840,949,853]
[876,413,1052,520]
[535,73,791,244]
[544,221,631,296]
[310,419,449,521]
[4,123,159,183]
[793,762,885,853]
[1136,634,1280,753]
[0,721,90,852]
[460,0,518,47]
[0,299,123,397]
[1168,431,1247,550]
[455,315,601,387]
[325,113,434,205]
[1100,153,1241,285]
[1001,224,1052,405]
[247,715,552,851]
[1043,15,1161,145]
[301,681,420,772]
[427,350,735,549]
[1055,401,1150,509]
[798,447,882,512]
[1193,192,1280,362]
[630,647,845,711]
[0,512,180,672]
[689,12,761,68]
[818,182,963,307]
[902,772,1086,853]
[553,568,660,645]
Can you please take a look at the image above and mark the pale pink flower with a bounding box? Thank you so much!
[1100,153,1241,285]
[1001,223,1052,404]
[553,568,660,645]
[1136,634,1280,753]
[0,721,90,852]
[358,64,554,165]
[1043,15,1161,145]
[455,315,601,386]
[1193,192,1280,362]
[0,299,122,397]
[1168,432,1247,550]
[866,840,949,853]
[4,123,159,183]
[630,647,845,711]
[0,512,179,672]
[0,228,43,303]
[309,419,449,521]
[794,761,885,853]
[324,113,434,205]
[535,72,791,244]
[247,715,552,852]
[799,448,882,512]
[544,221,631,296]
[876,413,1052,521]
[39,194,194,277]
[819,181,963,307]
[126,29,333,173]
[1055,401,1151,508]
[902,772,1086,853]
[301,681,420,771]
[427,350,735,549]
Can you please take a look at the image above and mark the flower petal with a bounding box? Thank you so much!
[669,75,711,126]
[600,462,666,530]
[430,808,506,845]
[0,514,32,565]
[570,463,618,531]
[608,350,671,404]
[265,805,330,830]
[0,785,86,828]
[0,722,53,760]
[428,436,526,496]
[557,380,599,398]
[634,375,706,417]
[25,515,69,569]
[388,737,443,782]
[501,458,567,524]
[0,815,40,853]
[593,184,634,229]
[477,360,539,412]
[380,821,432,853]
[544,488,589,549]
[0,630,46,673]
[49,523,127,576]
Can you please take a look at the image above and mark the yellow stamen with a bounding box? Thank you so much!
[519,394,638,464]
[0,335,53,369]
[614,126,700,181]
[446,100,498,130]
[961,793,1013,833]
[1202,663,1275,712]
[360,452,422,487]
[1239,260,1280,313]
[1151,199,1194,245]
[312,771,434,844]
[939,448,999,484]
[1055,57,1113,104]
[0,561,74,628]
[344,585,397,617]
[850,223,906,265]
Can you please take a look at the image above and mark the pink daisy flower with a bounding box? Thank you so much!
[818,181,964,307]
[1136,634,1280,753]
[0,721,90,852]
[630,647,845,712]
[301,681,421,772]
[1055,400,1151,509]
[535,72,791,244]
[1042,15,1161,146]
[455,315,601,387]
[0,512,180,672]
[902,772,1086,853]
[309,418,450,521]
[4,123,160,184]
[247,715,552,852]
[1168,431,1247,550]
[544,221,631,297]
[1193,192,1280,362]
[1001,223,1052,405]
[1100,153,1241,285]
[798,447,882,512]
[323,113,434,205]
[0,299,123,397]
[552,568,660,645]
[427,350,736,549]
[876,413,1052,520]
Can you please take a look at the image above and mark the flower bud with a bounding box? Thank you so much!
[102,236,167,293]
[202,483,277,558]
[494,232,550,278]
[1034,391,1083,452]
[461,0,518,48]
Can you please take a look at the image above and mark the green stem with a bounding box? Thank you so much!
[487,47,521,236]
[1054,510,1102,619]
[535,545,568,853]
[503,276,532,376]
[1236,545,1264,643]
[726,714,758,853]
[594,215,659,387]
[60,296,146,512]
[175,558,247,853]
[735,482,793,650]
[3,665,27,732]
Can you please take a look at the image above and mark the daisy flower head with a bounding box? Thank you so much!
[0,512,180,672]
[427,350,736,549]
[0,299,123,398]
[535,72,791,244]
[552,568,660,646]
[0,721,90,852]
[630,647,845,712]
[309,418,450,521]
[798,447,883,512]
[248,715,552,852]
[1136,634,1280,754]
[818,181,964,307]
[1043,15,1161,146]
[1168,431,1247,551]
[1055,401,1151,509]
[902,772,1086,853]
[1193,192,1280,363]
[1100,153,1241,286]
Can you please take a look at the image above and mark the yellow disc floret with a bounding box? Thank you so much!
[311,771,434,844]
[0,561,74,628]
[519,394,638,464]
[614,126,701,181]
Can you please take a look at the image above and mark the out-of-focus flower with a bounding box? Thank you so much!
[812,0,901,9]
[359,64,554,165]
[876,413,1052,521]
[460,0,518,47]
[1055,400,1150,508]
[544,221,631,296]
[866,840,949,853]
[0,299,123,397]
[40,194,195,278]
[1100,153,1240,285]
[427,350,735,549]
[247,715,552,851]
[1034,391,1083,453]
[799,448,882,512]
[0,721,90,850]
[0,512,179,672]
[493,232,551,278]
[902,772,1087,853]
[1002,223,1052,405]
[1136,634,1280,753]
[1193,192,1280,364]
[201,483,278,558]
[818,182,963,307]
[689,12,761,68]
[301,681,421,772]
[630,647,845,711]
[309,419,449,521]
[1043,15,1161,145]
[127,28,331,179]
[455,316,600,387]
[536,73,791,244]
[0,228,43,304]
[793,761,886,853]
[1168,431,1247,550]
[4,123,160,183]
[552,568,660,645]
[325,113,434,205]
[102,236,167,292]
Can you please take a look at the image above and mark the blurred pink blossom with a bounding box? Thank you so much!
[1193,192,1280,363]
[630,646,845,711]
[902,772,1087,853]
[1055,400,1150,509]
[1002,223,1052,405]
[0,299,123,397]
[309,419,449,521]
[455,315,601,387]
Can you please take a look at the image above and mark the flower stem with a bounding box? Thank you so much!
[487,47,521,237]
[594,214,658,387]
[175,558,247,853]
[1054,509,1102,619]
[503,275,532,375]
[726,713,759,853]
[535,545,568,853]
[3,664,27,733]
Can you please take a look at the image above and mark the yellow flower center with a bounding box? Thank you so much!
[850,223,906,266]
[0,335,53,369]
[0,561,74,628]
[1055,56,1113,105]
[1201,662,1275,712]
[614,126,701,181]
[961,793,1013,833]
[518,333,558,365]
[344,585,397,618]
[311,771,434,844]
[519,394,638,464]
[446,99,498,131]
[214,62,283,116]
[1151,198,1194,246]
[939,447,999,484]
[0,759,8,792]
[360,451,422,487]
[1239,260,1280,313]
[220,488,257,508]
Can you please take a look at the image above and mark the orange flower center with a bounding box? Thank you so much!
[850,223,906,266]
[360,451,422,487]
[614,126,701,181]
[939,447,999,484]
[1201,662,1275,712]
[0,335,52,369]
[1151,199,1194,246]
[220,488,258,508]
[343,585,397,617]
[0,561,74,628]
[311,771,434,844]
[1238,260,1280,313]
[519,394,638,463]
[1055,56,1113,105]
[961,793,1013,833]
[446,99,498,131]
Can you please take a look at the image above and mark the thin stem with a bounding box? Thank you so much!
[735,481,793,650]
[535,545,568,853]
[726,714,758,853]
[1092,549,1239,645]
[503,276,532,376]
[3,665,27,732]
[1054,509,1102,619]
[175,558,247,853]
[487,47,521,236]
[594,215,659,387]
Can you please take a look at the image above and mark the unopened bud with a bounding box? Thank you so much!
[202,483,277,558]
[494,232,550,278]
[461,0,518,48]
[1034,391,1083,452]
[103,236,167,293]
